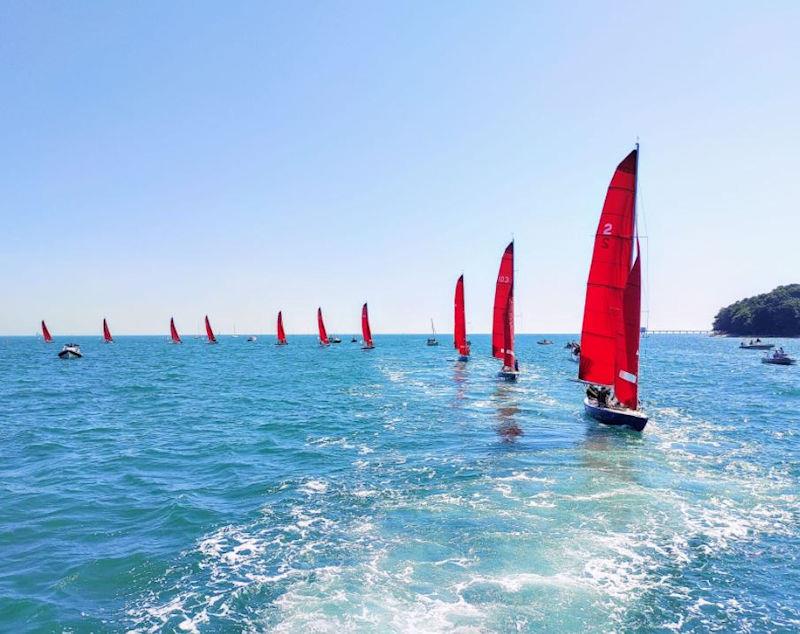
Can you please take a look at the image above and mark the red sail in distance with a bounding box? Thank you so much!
[41,320,53,343]
[579,149,638,387]
[491,242,514,367]
[277,311,287,345]
[614,242,641,409]
[205,315,217,343]
[454,275,469,357]
[170,317,182,344]
[103,318,113,343]
[361,303,373,348]
[317,308,329,345]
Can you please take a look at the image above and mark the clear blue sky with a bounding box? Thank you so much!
[2,1,798,335]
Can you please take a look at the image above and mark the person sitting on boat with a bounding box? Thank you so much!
[514,359,519,372]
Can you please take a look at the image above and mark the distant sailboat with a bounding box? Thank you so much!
[103,318,113,343]
[41,320,53,343]
[493,241,518,380]
[318,308,330,346]
[170,317,182,344]
[276,311,288,345]
[361,303,374,349]
[426,319,439,346]
[205,315,218,344]
[232,324,239,338]
[454,275,470,361]
[579,146,648,431]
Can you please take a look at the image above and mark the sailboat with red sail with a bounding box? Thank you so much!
[41,320,53,343]
[493,242,518,380]
[170,317,182,344]
[454,275,470,362]
[578,146,647,431]
[103,318,113,343]
[276,311,288,345]
[317,308,330,346]
[361,303,374,349]
[205,315,218,344]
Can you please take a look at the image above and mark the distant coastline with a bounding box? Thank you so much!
[713,284,800,337]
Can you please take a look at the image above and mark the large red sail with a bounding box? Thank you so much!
[361,303,373,347]
[614,243,641,409]
[170,317,182,344]
[491,242,514,367]
[454,275,469,356]
[41,320,53,343]
[205,315,217,343]
[277,311,287,344]
[579,149,638,387]
[103,318,113,343]
[317,308,329,345]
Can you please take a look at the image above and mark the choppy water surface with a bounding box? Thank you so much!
[1,334,798,632]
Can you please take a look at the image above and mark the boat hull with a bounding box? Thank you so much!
[58,351,82,359]
[498,370,519,382]
[740,344,773,350]
[762,358,796,365]
[458,355,470,362]
[583,398,647,431]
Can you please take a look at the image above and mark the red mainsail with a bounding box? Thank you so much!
[454,275,469,357]
[492,242,514,367]
[317,308,329,345]
[614,243,641,409]
[578,149,639,389]
[170,317,182,344]
[103,318,113,343]
[205,315,217,343]
[361,303,373,348]
[277,311,287,344]
[41,320,53,343]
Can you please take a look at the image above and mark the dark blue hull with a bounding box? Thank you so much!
[584,398,647,432]
[498,370,519,382]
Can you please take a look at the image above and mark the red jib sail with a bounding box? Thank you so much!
[361,303,373,347]
[170,317,182,344]
[277,311,287,344]
[317,308,329,345]
[103,318,113,343]
[41,320,53,343]
[454,275,469,357]
[615,243,641,409]
[492,242,514,367]
[205,315,217,343]
[578,149,639,390]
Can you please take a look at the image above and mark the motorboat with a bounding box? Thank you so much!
[58,343,83,359]
[740,339,773,350]
[329,336,342,344]
[537,339,553,345]
[762,349,796,365]
[246,336,257,342]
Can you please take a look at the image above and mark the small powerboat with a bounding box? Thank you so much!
[762,349,796,365]
[351,337,358,343]
[426,337,439,346]
[740,339,774,350]
[58,343,83,359]
[329,336,342,344]
[537,339,553,345]
[565,341,580,363]
[246,336,257,342]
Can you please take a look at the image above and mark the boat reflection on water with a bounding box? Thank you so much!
[579,423,642,485]
[452,364,468,407]
[493,383,522,442]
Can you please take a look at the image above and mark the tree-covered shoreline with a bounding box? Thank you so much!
[713,285,800,336]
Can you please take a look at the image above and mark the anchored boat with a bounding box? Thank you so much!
[454,274,470,362]
[276,311,288,346]
[361,303,374,349]
[578,146,648,432]
[493,242,518,381]
[740,340,774,350]
[427,319,439,346]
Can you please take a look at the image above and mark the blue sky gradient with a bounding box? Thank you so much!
[2,1,798,335]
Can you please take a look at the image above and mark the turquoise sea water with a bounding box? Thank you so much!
[1,334,799,632]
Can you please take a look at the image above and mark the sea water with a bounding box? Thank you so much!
[1,335,798,632]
